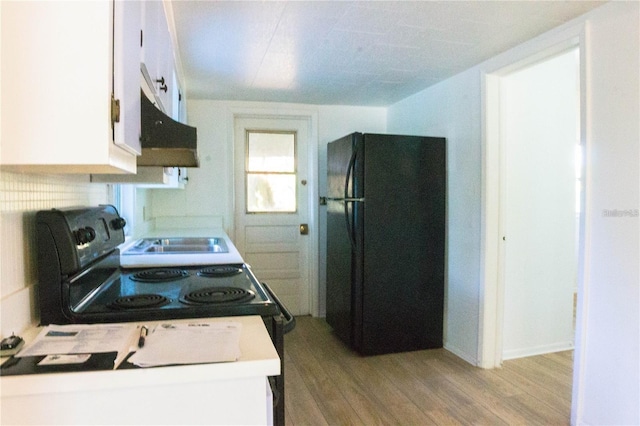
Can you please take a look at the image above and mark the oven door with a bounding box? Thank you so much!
[261,282,295,426]
[263,283,295,333]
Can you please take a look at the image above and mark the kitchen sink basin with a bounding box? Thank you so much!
[154,238,225,247]
[123,237,229,255]
[142,245,227,253]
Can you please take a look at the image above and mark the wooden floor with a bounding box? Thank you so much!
[284,316,573,425]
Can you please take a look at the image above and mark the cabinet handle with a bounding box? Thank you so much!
[155,77,168,93]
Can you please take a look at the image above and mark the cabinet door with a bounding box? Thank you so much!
[113,0,142,155]
[156,5,175,116]
[0,0,136,173]
[141,1,162,88]
[141,1,177,118]
[171,72,183,122]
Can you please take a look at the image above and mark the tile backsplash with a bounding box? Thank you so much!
[0,171,109,337]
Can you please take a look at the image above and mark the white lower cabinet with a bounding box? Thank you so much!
[0,316,280,425]
[2,376,270,425]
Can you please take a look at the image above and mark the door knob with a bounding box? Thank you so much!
[299,224,309,235]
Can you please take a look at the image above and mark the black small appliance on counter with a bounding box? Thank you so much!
[35,205,293,426]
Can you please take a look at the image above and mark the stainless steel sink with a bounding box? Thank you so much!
[154,238,224,246]
[123,237,229,255]
[142,245,228,253]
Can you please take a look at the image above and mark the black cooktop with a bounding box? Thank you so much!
[66,264,280,323]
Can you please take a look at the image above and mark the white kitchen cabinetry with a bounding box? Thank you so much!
[165,167,189,189]
[1,316,279,425]
[90,1,191,186]
[94,0,192,186]
[142,1,178,120]
[0,1,140,174]
[91,166,188,189]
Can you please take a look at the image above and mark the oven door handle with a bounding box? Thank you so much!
[262,282,296,334]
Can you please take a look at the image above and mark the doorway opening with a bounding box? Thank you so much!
[500,47,580,360]
[481,40,585,368]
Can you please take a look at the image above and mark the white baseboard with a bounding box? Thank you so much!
[503,341,574,360]
[444,341,479,367]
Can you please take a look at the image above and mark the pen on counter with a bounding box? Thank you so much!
[138,326,148,348]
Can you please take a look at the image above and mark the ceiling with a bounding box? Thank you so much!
[171,0,605,107]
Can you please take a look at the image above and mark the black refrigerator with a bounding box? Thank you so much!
[326,132,446,355]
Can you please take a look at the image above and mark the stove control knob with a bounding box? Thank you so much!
[110,217,127,230]
[75,227,96,245]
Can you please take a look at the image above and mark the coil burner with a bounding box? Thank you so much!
[182,287,255,305]
[110,294,170,310]
[197,266,243,278]
[131,268,189,283]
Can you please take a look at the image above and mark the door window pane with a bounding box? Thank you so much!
[246,131,296,213]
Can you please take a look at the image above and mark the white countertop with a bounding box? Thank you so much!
[1,315,279,397]
[1,316,279,425]
[119,227,244,267]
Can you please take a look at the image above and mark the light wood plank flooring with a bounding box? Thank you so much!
[284,316,572,425]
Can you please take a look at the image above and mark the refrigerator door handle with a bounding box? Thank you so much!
[326,197,365,202]
[344,198,365,251]
[344,148,359,251]
[344,199,355,251]
[344,149,357,200]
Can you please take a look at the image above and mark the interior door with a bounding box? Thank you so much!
[234,116,310,315]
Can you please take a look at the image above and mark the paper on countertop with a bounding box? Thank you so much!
[127,322,242,367]
[16,324,139,368]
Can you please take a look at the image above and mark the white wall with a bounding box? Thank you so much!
[574,2,639,424]
[501,49,578,359]
[387,67,483,364]
[149,100,387,316]
[387,2,639,424]
[0,172,108,337]
[150,100,234,232]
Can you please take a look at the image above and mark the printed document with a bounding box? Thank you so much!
[127,322,242,367]
[16,324,139,368]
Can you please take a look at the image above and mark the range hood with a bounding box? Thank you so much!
[139,90,198,167]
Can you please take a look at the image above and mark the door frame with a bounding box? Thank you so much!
[476,21,591,424]
[479,24,591,425]
[480,25,587,368]
[226,106,320,317]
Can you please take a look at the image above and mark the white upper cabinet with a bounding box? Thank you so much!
[0,1,141,174]
[113,1,143,157]
[141,1,163,97]
[142,1,179,120]
[91,1,192,187]
[91,166,188,188]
